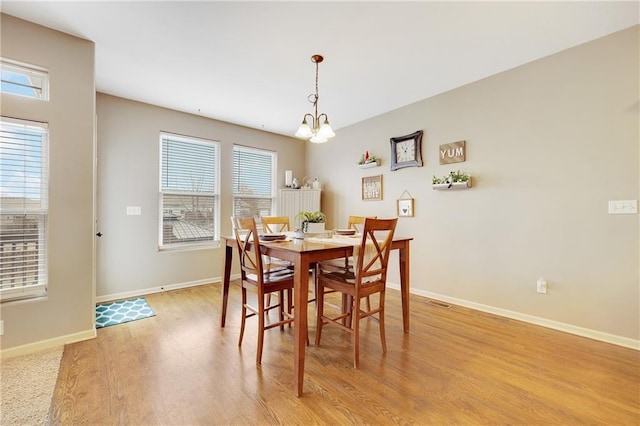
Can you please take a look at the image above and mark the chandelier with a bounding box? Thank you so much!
[294,54,335,143]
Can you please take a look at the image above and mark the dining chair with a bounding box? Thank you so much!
[321,215,377,310]
[262,215,319,308]
[315,217,398,369]
[261,216,291,234]
[260,216,293,270]
[231,216,295,364]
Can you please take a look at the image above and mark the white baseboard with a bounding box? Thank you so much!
[386,282,639,351]
[0,328,97,359]
[96,275,240,304]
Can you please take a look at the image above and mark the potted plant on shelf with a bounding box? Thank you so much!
[357,151,381,168]
[432,170,472,189]
[297,210,326,233]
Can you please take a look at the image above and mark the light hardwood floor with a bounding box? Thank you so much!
[50,282,639,425]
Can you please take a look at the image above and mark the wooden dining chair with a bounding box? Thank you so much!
[231,216,295,364]
[261,216,291,234]
[260,216,293,269]
[315,217,397,369]
[262,215,319,308]
[321,215,377,310]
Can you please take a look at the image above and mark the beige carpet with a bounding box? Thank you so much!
[1,346,64,426]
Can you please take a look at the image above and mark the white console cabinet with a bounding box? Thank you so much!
[278,189,321,230]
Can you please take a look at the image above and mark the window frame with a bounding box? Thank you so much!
[1,57,50,101]
[158,132,220,251]
[0,116,49,302]
[232,145,277,223]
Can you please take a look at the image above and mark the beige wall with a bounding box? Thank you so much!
[307,26,639,343]
[0,15,96,351]
[96,94,304,297]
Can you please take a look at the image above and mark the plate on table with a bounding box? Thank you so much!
[259,233,287,242]
[334,229,356,236]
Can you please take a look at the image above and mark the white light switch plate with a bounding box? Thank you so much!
[608,200,638,214]
[126,206,142,215]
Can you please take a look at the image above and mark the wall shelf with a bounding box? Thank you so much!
[358,160,380,169]
[432,179,472,190]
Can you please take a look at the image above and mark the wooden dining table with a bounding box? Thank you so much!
[219,235,412,397]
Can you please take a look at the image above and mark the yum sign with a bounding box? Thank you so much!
[439,141,466,164]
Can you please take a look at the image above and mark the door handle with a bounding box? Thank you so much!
[96,232,103,237]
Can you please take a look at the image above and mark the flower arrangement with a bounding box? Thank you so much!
[357,151,380,166]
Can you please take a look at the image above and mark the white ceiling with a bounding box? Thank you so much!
[2,1,638,137]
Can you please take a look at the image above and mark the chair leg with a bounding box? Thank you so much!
[239,287,247,346]
[315,283,325,345]
[278,290,285,331]
[257,294,265,364]
[353,295,361,369]
[379,290,387,353]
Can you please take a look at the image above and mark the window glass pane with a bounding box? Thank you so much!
[232,146,275,219]
[160,133,219,248]
[0,118,48,301]
[1,59,49,100]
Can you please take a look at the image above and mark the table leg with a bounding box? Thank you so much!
[398,241,410,332]
[293,256,310,397]
[220,243,233,328]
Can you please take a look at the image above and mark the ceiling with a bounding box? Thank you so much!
[2,1,638,138]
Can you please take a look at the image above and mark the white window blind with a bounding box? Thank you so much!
[160,133,219,249]
[232,145,275,219]
[0,117,48,301]
[1,58,49,100]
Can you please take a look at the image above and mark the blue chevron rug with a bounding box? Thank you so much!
[95,297,155,329]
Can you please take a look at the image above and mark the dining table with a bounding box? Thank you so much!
[219,234,412,397]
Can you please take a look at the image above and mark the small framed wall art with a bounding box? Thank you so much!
[362,175,383,201]
[397,190,415,217]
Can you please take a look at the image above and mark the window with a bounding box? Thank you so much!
[1,58,49,100]
[0,117,49,302]
[232,145,276,220]
[160,133,219,249]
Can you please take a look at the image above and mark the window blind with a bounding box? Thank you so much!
[0,117,48,301]
[160,133,219,248]
[232,146,275,219]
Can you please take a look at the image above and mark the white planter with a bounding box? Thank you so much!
[358,160,381,169]
[304,222,325,233]
[432,179,472,190]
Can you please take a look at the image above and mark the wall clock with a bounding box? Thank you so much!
[390,130,423,171]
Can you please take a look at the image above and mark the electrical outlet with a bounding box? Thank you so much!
[537,278,548,294]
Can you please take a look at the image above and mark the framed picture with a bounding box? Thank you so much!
[362,175,383,201]
[397,198,414,217]
[390,130,423,171]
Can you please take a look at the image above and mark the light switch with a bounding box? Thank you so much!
[126,206,142,215]
[608,200,638,214]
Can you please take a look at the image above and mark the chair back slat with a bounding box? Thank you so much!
[231,216,263,283]
[261,216,290,233]
[347,215,377,233]
[353,218,397,287]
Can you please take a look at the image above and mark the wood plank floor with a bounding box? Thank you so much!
[50,282,639,425]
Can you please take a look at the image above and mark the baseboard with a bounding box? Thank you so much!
[386,282,639,351]
[96,275,235,304]
[0,328,97,359]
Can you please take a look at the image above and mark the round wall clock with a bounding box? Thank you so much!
[390,130,423,171]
